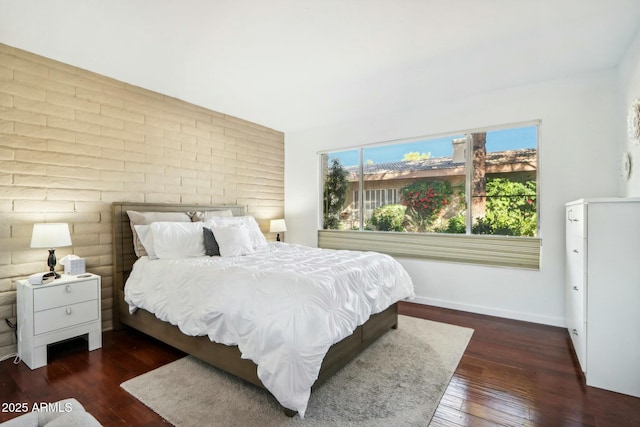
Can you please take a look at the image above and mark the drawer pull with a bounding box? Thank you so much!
[65,285,72,293]
[573,286,579,291]
[572,249,579,254]
[66,307,72,315]
[572,328,578,336]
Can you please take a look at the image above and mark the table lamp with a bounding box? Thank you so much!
[269,219,287,242]
[30,223,72,278]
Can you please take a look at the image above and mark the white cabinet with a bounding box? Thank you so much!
[565,198,640,398]
[17,274,102,369]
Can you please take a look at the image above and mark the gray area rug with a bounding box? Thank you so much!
[121,315,473,427]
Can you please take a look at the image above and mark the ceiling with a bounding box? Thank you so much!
[1,0,640,132]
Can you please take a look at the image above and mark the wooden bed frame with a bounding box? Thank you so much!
[111,202,398,415]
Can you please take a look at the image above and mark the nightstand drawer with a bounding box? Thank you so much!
[33,279,98,312]
[34,300,99,335]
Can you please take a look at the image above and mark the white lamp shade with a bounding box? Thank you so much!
[30,223,72,248]
[269,219,287,233]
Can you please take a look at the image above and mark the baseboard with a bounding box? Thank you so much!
[409,296,566,328]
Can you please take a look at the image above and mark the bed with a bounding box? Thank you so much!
[112,202,414,417]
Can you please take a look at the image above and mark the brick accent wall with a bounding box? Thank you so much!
[0,43,284,357]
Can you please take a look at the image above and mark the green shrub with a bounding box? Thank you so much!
[473,178,537,236]
[370,204,406,231]
[444,214,466,234]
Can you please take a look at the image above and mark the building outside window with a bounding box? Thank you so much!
[321,123,538,237]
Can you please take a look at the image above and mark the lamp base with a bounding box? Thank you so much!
[47,249,60,278]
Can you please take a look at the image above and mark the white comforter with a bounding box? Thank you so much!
[124,242,414,417]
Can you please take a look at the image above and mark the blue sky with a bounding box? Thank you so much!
[330,125,537,167]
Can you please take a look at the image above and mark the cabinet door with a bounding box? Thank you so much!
[585,202,640,397]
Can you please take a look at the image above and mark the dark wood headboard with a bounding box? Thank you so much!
[111,202,245,329]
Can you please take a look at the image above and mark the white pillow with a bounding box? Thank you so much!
[133,225,157,259]
[127,210,191,257]
[150,222,205,259]
[205,216,267,249]
[211,225,255,257]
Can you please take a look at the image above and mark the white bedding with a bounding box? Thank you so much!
[124,242,415,417]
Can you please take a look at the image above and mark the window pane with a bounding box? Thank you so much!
[471,125,538,236]
[320,122,538,237]
[362,136,466,233]
[321,150,359,230]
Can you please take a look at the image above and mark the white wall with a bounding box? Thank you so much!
[619,28,640,196]
[285,70,620,327]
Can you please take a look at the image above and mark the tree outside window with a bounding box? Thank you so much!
[322,157,349,229]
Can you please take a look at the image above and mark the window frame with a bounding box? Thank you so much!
[317,120,541,269]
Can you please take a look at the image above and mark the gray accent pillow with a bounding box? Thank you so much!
[203,227,220,256]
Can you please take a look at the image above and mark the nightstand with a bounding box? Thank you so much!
[17,273,102,369]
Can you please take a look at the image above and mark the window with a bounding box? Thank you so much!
[319,123,540,269]
[321,123,538,237]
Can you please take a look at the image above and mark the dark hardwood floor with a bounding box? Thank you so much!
[1,302,639,426]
